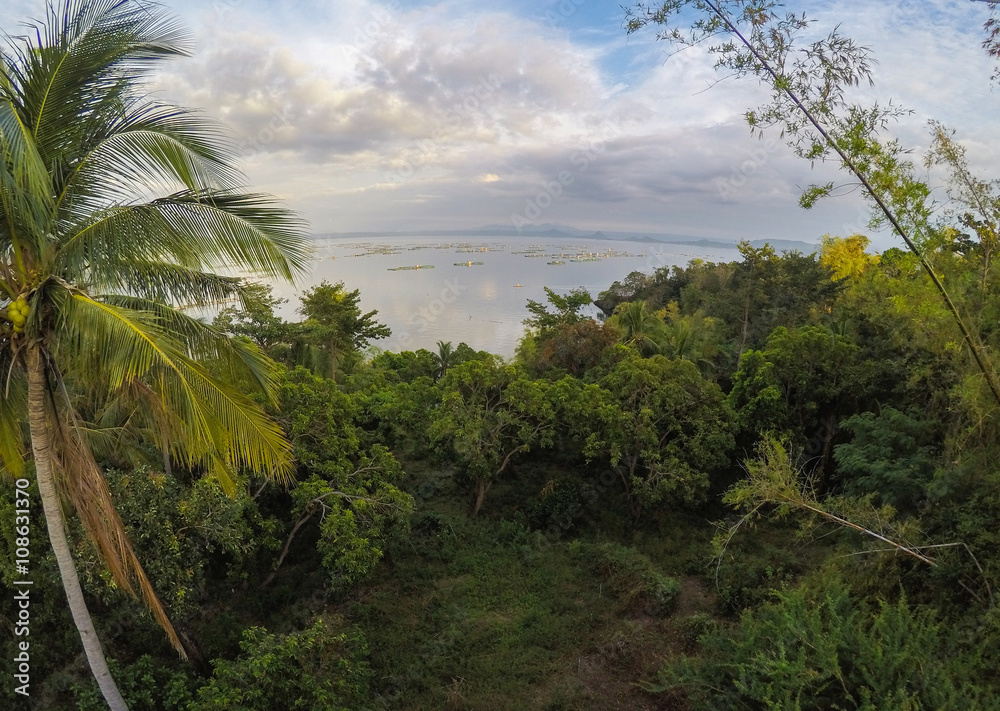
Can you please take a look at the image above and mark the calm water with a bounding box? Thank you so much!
[269,236,742,356]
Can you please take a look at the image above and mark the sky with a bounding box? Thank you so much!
[2,0,999,248]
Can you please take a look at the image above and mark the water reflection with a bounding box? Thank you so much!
[267,236,742,355]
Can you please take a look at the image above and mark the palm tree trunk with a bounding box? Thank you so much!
[25,345,130,711]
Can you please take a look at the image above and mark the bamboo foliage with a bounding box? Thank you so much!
[625,0,1000,409]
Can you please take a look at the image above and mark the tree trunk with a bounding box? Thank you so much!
[161,440,172,478]
[261,509,314,588]
[178,627,210,677]
[737,299,751,362]
[818,411,838,488]
[617,463,642,521]
[26,345,130,711]
[471,480,492,516]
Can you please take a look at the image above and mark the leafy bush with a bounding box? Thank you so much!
[73,656,195,711]
[835,407,937,510]
[653,584,999,710]
[712,523,806,612]
[571,541,679,615]
[190,617,370,711]
[523,478,593,535]
[94,468,274,614]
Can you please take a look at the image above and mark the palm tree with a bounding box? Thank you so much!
[0,3,309,709]
[606,300,663,356]
[433,340,455,379]
[655,305,721,372]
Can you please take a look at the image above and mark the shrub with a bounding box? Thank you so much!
[835,407,936,510]
[73,656,195,711]
[190,617,370,711]
[523,478,593,535]
[651,583,999,710]
[571,541,679,615]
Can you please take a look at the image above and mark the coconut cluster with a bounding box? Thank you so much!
[5,296,30,335]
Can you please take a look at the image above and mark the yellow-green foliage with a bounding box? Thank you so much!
[819,234,879,281]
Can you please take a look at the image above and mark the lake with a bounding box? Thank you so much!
[269,236,743,356]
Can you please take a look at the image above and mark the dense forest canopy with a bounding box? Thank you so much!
[4,1,1000,710]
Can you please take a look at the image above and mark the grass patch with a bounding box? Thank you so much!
[352,510,624,710]
[348,460,690,710]
[346,457,832,709]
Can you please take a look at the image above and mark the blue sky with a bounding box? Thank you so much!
[2,0,999,248]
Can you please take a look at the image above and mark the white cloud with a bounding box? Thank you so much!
[2,0,998,247]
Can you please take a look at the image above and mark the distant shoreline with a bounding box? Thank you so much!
[311,228,819,254]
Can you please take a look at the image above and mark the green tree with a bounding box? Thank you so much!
[191,618,371,711]
[595,270,653,315]
[655,302,721,370]
[598,250,839,375]
[296,280,390,378]
[523,286,593,335]
[358,373,440,456]
[835,408,937,511]
[264,369,413,589]
[733,241,779,360]
[605,299,664,356]
[0,3,308,707]
[213,282,296,358]
[431,359,556,515]
[93,468,271,619]
[568,352,734,519]
[367,348,437,384]
[526,318,619,378]
[729,325,863,476]
[452,341,493,363]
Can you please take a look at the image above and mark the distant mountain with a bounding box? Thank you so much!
[746,238,820,252]
[313,226,819,253]
[660,238,820,253]
[477,222,594,237]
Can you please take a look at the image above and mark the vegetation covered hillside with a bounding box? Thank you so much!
[8,220,1000,708]
[5,1,1000,710]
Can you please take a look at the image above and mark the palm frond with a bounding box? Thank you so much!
[58,104,244,213]
[46,389,185,657]
[58,190,311,282]
[0,359,26,478]
[98,294,281,401]
[170,358,294,484]
[54,289,293,482]
[0,100,54,260]
[153,191,313,278]
[10,0,190,162]
[0,100,52,206]
[90,261,247,306]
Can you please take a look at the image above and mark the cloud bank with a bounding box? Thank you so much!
[2,0,997,247]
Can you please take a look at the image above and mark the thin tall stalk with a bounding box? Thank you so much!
[626,1,1000,407]
[698,0,1000,408]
